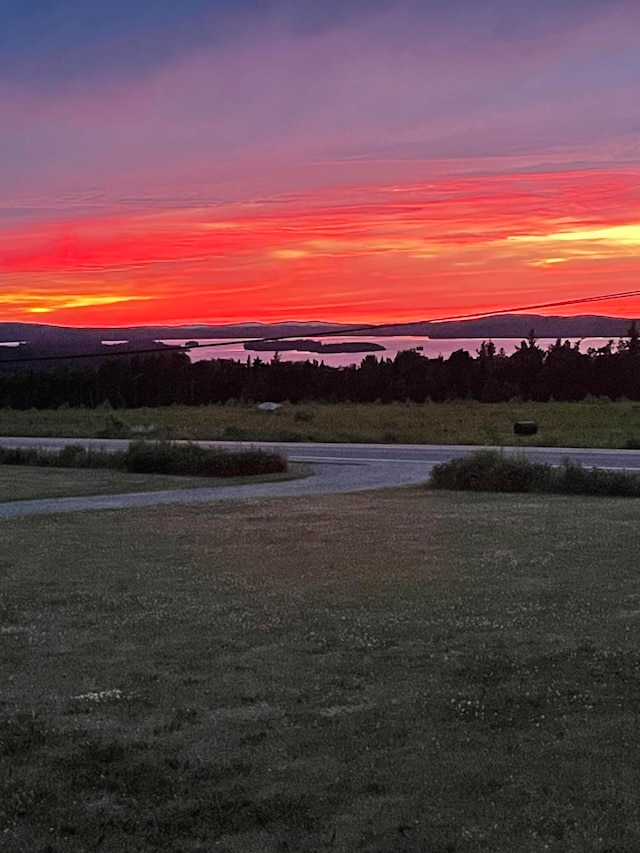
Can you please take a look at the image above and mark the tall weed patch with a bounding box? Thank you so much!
[0,444,124,469]
[123,442,286,477]
[430,449,640,497]
[0,441,286,478]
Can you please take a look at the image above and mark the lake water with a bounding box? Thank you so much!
[159,336,617,368]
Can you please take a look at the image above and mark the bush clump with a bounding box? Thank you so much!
[0,444,123,469]
[429,449,640,497]
[0,441,286,478]
[123,442,286,477]
[553,458,640,497]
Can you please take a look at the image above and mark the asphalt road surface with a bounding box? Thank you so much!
[1,437,640,517]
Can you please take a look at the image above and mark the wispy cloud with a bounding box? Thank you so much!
[2,0,639,205]
[2,0,640,324]
[2,168,640,325]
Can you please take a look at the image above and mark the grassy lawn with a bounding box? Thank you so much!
[2,488,640,851]
[2,399,640,447]
[0,463,309,502]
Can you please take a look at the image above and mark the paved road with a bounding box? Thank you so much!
[1,437,639,517]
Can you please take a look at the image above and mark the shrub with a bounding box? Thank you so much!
[429,450,551,493]
[0,444,127,470]
[122,441,287,477]
[56,444,89,467]
[554,458,640,497]
[429,449,640,497]
[0,441,286,478]
[0,446,39,466]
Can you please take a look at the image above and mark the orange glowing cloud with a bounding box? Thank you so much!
[2,167,640,326]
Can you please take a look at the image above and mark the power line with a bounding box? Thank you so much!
[2,287,640,364]
[0,344,191,364]
[254,288,640,341]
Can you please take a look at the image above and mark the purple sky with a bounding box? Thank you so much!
[4,1,638,206]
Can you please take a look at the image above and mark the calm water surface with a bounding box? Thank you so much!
[159,336,616,368]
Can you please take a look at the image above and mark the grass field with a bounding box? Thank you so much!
[2,488,640,851]
[2,399,640,447]
[0,463,309,502]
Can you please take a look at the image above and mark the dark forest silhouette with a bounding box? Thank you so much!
[1,326,640,409]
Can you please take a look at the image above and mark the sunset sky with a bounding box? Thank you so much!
[2,0,640,327]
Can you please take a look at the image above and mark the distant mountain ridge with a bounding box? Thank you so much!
[0,314,637,345]
[0,321,347,345]
[416,313,638,339]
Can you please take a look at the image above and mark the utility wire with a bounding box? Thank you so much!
[251,288,640,341]
[2,287,640,364]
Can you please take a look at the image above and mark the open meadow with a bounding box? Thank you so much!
[2,400,640,448]
[2,487,640,851]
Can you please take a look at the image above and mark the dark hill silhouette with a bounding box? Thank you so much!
[0,314,636,349]
[2,322,640,408]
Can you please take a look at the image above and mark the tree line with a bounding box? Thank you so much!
[1,326,640,409]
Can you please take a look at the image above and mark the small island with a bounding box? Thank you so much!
[244,339,386,354]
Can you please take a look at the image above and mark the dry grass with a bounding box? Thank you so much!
[2,488,640,850]
[2,399,640,447]
[0,463,309,502]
